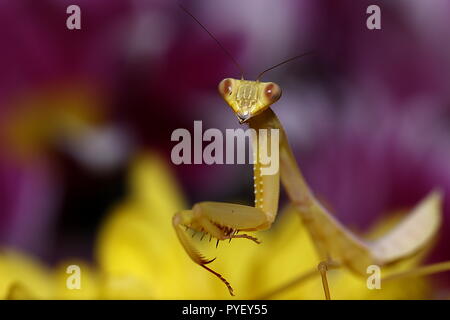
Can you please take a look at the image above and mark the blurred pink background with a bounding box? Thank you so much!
[1,0,450,290]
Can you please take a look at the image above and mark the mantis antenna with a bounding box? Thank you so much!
[178,3,245,79]
[179,3,313,81]
[256,51,315,81]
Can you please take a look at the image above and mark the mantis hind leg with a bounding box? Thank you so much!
[256,267,319,299]
[317,260,340,300]
[382,260,450,283]
[256,260,340,300]
[172,201,271,296]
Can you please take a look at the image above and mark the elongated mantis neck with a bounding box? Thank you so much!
[249,109,374,269]
[248,108,314,208]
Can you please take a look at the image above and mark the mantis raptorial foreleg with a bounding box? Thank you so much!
[173,202,267,246]
[173,203,272,296]
[172,126,280,296]
[172,203,267,295]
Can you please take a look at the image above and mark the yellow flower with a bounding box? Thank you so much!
[0,152,433,299]
[0,250,53,299]
[94,153,431,299]
[0,252,99,299]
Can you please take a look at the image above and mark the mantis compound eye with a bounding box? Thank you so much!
[264,83,282,102]
[218,78,233,96]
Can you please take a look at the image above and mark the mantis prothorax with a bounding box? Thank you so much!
[173,4,450,298]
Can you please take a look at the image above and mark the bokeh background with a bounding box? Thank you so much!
[1,0,450,298]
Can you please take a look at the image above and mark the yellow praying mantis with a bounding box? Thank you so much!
[172,4,450,299]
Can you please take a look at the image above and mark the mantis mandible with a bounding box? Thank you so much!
[173,4,450,299]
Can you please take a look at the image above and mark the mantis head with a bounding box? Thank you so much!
[178,3,309,124]
[218,79,282,123]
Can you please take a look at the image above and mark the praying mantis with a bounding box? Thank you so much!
[172,4,450,299]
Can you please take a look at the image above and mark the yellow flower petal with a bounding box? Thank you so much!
[0,250,53,299]
[94,151,436,300]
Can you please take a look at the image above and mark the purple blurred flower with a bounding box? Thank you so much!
[0,0,133,256]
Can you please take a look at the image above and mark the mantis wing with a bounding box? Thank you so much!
[370,191,443,264]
